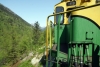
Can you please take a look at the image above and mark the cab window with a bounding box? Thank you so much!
[56,7,64,24]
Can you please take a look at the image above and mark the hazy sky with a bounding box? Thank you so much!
[0,0,61,27]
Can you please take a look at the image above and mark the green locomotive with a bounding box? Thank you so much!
[44,0,100,67]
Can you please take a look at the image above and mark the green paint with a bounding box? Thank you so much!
[45,15,100,67]
[70,16,100,67]
[57,15,62,67]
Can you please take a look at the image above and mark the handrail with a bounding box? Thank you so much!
[46,20,53,67]
[45,20,53,67]
[50,21,53,49]
[57,15,62,67]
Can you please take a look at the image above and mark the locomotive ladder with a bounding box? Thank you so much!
[45,19,53,67]
[45,19,64,67]
[45,14,66,67]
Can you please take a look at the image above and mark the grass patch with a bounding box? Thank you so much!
[18,60,33,67]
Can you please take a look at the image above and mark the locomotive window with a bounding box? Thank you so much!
[68,14,71,23]
[56,7,64,24]
[96,0,100,3]
[66,1,76,6]
[67,8,72,23]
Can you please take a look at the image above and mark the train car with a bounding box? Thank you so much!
[43,0,100,67]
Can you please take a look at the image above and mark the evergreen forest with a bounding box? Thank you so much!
[0,3,49,67]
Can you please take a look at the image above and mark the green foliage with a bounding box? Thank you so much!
[32,21,41,45]
[0,3,47,67]
[18,59,43,67]
[18,60,33,67]
[0,3,34,66]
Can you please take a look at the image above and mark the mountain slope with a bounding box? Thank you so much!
[0,3,34,66]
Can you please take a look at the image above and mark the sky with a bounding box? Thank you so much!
[0,0,61,27]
